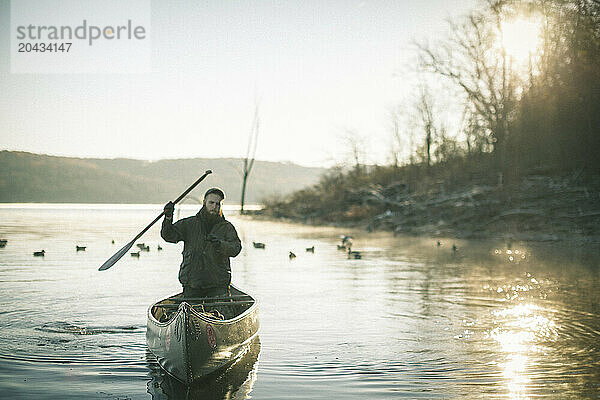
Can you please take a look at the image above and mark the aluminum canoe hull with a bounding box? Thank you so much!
[146,286,259,384]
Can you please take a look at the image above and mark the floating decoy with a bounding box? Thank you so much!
[347,248,361,259]
[253,242,266,249]
[76,245,86,251]
[157,245,163,251]
[340,235,353,247]
[136,243,146,250]
[140,245,150,252]
[306,246,315,253]
[0,239,7,248]
[337,244,346,250]
[131,251,140,258]
[289,251,296,260]
[33,250,45,257]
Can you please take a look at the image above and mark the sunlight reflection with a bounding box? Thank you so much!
[493,248,528,263]
[489,303,558,399]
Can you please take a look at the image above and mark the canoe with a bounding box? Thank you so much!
[146,337,261,399]
[146,285,259,384]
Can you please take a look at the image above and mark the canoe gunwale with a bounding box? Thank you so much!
[147,285,258,327]
[187,300,257,325]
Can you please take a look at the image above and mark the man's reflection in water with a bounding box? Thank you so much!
[147,336,261,400]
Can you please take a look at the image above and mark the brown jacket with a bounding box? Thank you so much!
[161,210,241,289]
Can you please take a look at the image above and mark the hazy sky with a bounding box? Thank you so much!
[0,0,477,167]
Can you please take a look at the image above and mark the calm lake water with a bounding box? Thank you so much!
[0,204,599,399]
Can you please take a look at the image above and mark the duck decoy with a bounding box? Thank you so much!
[136,243,146,250]
[140,245,150,252]
[337,244,346,250]
[253,242,266,249]
[306,246,315,253]
[347,248,362,259]
[0,239,7,248]
[157,245,163,251]
[130,251,140,258]
[76,245,86,251]
[111,239,115,244]
[452,244,458,253]
[340,235,353,247]
[437,241,441,247]
[289,251,296,260]
[33,250,45,257]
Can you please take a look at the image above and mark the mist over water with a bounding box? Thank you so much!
[0,204,599,399]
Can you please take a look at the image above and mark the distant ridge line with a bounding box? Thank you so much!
[0,150,325,204]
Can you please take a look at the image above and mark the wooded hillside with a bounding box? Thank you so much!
[0,151,325,204]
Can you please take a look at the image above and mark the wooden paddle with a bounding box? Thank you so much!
[98,170,213,271]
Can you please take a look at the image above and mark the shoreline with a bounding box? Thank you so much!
[249,213,600,245]
[252,175,600,245]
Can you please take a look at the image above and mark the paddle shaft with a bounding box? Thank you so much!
[98,170,212,271]
[129,170,213,244]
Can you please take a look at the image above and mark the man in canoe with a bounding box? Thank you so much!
[161,187,242,298]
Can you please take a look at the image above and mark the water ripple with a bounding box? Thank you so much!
[35,321,144,335]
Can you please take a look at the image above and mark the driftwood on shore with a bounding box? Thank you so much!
[361,176,600,242]
[261,174,600,242]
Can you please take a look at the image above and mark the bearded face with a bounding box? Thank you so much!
[202,193,223,223]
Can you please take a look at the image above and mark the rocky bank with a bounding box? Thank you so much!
[258,174,600,244]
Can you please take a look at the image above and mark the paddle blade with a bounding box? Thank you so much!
[98,240,135,271]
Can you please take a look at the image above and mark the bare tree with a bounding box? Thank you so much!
[389,110,402,167]
[341,129,368,175]
[416,85,436,168]
[415,6,518,165]
[240,102,259,215]
[388,107,411,167]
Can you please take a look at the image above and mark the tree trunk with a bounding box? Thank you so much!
[240,172,248,214]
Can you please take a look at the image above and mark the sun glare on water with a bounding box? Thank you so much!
[500,17,542,66]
